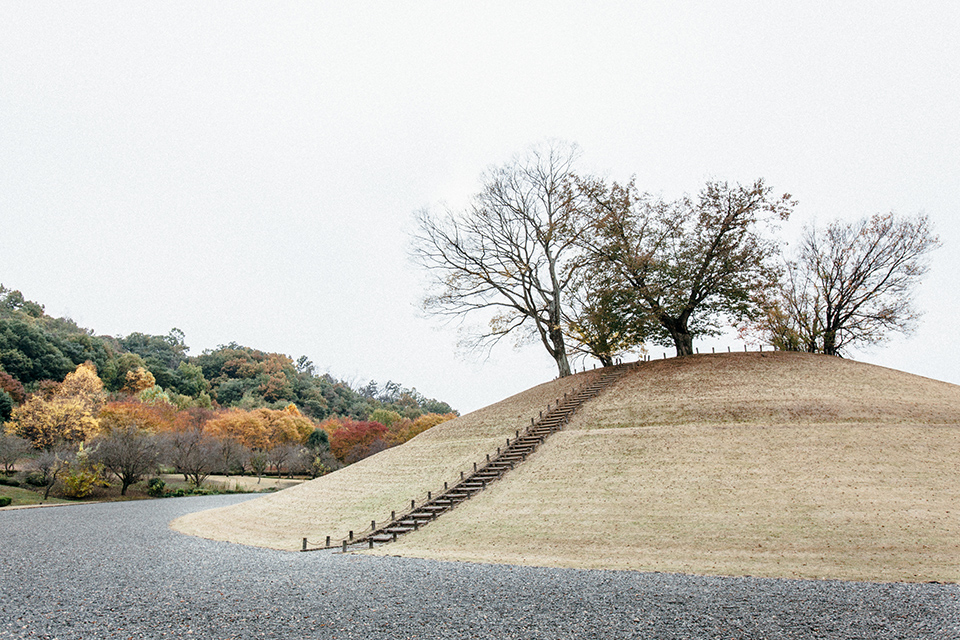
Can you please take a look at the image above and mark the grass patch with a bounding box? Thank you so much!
[0,484,71,507]
[375,422,959,582]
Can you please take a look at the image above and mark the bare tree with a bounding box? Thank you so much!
[412,141,587,377]
[214,436,247,476]
[164,428,218,488]
[580,178,793,356]
[0,433,31,475]
[89,423,160,496]
[30,446,75,500]
[763,213,939,355]
[266,443,298,478]
[89,406,161,496]
[249,449,268,484]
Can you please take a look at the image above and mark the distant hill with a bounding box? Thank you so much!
[172,352,960,583]
[0,285,454,422]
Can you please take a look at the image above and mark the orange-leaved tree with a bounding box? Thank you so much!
[328,419,389,465]
[205,409,270,450]
[385,412,457,446]
[120,367,156,396]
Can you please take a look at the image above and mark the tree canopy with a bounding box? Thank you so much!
[412,141,586,377]
[760,213,939,355]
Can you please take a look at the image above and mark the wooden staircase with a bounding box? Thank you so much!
[307,362,636,552]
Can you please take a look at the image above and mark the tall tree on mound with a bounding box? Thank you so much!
[412,141,587,377]
[762,212,939,356]
[578,178,794,356]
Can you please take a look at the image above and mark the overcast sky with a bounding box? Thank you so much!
[2,2,958,413]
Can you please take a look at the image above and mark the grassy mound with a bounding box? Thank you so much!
[369,352,960,582]
[175,352,960,582]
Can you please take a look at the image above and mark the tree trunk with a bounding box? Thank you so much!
[553,350,572,377]
[549,325,572,377]
[661,315,694,356]
[672,330,694,357]
[823,329,837,356]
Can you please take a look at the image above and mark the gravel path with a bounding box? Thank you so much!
[1,496,957,639]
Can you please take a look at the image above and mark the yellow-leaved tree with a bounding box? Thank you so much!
[120,366,156,395]
[5,362,105,449]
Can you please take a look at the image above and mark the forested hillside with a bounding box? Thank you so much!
[0,285,456,495]
[0,285,454,421]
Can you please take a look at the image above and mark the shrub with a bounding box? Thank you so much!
[23,471,46,487]
[0,496,11,507]
[61,466,101,499]
[0,476,20,487]
[146,477,166,497]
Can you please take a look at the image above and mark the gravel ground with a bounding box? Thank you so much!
[1,496,957,639]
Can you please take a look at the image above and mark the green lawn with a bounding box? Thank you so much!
[0,484,71,507]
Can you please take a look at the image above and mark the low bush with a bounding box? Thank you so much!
[0,497,12,507]
[146,477,166,497]
[62,467,100,499]
[22,471,46,487]
[165,486,213,498]
[0,476,20,487]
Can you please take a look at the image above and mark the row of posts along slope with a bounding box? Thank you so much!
[303,362,637,552]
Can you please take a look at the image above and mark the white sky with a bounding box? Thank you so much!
[2,2,958,413]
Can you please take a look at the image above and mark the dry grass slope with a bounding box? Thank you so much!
[174,352,960,583]
[367,352,960,583]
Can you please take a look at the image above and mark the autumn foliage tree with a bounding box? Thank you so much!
[325,412,456,464]
[5,362,105,449]
[385,412,457,446]
[120,366,156,395]
[328,419,389,464]
[0,371,25,404]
